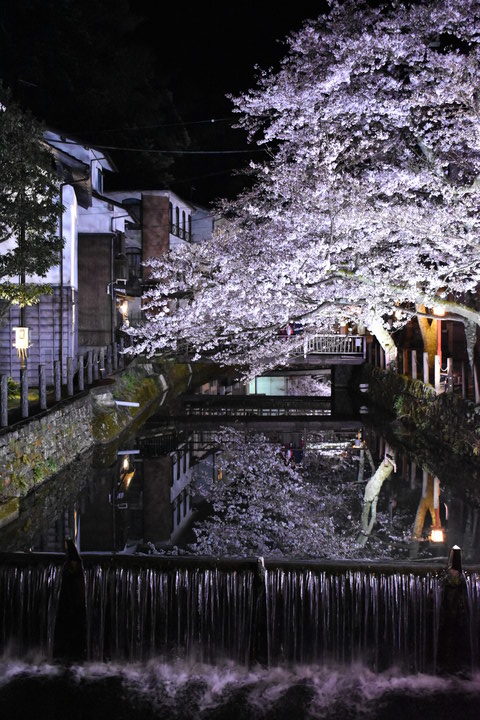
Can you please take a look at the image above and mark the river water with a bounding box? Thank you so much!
[1,371,480,718]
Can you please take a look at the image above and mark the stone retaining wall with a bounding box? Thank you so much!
[0,363,166,507]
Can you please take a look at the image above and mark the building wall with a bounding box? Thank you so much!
[1,184,78,288]
[142,194,170,276]
[77,233,114,349]
[0,287,76,383]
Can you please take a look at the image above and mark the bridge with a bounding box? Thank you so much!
[290,334,366,365]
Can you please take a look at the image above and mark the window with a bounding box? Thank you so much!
[175,206,180,236]
[168,202,173,233]
[181,210,186,240]
[126,248,142,280]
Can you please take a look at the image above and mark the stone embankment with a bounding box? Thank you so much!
[0,362,168,527]
[363,365,480,458]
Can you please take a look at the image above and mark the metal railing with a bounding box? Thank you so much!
[298,335,366,357]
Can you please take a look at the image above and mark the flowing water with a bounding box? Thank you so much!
[2,373,480,717]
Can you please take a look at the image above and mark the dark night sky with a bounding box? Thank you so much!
[0,0,326,205]
[131,1,325,204]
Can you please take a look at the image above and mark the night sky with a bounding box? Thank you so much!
[135,1,325,204]
[0,0,325,206]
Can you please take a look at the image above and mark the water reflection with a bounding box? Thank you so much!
[1,371,480,562]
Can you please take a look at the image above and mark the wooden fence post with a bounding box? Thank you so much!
[67,357,74,396]
[423,352,429,384]
[78,354,85,392]
[434,354,441,393]
[0,375,8,427]
[99,348,105,379]
[106,344,112,375]
[20,367,29,419]
[87,350,93,385]
[93,351,99,381]
[411,350,417,380]
[54,360,61,402]
[39,364,47,410]
[474,364,480,404]
[446,357,453,393]
[119,338,125,369]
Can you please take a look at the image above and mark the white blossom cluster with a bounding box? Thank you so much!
[129,0,480,374]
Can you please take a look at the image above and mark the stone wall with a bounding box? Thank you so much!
[363,365,480,457]
[0,363,166,507]
[0,393,93,504]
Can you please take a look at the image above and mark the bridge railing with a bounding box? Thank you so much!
[296,335,366,358]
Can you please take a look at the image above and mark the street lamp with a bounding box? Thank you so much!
[13,326,29,369]
[118,298,129,327]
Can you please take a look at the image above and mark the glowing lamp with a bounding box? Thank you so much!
[13,326,29,350]
[430,527,445,543]
[433,306,446,317]
[13,326,29,369]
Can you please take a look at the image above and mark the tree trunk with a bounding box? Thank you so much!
[412,473,436,540]
[357,445,396,546]
[416,304,438,369]
[368,317,398,368]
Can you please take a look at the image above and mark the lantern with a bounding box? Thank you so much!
[13,327,29,368]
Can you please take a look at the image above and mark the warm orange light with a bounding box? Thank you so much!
[430,527,445,543]
[123,470,135,488]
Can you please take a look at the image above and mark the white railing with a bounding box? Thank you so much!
[299,335,366,357]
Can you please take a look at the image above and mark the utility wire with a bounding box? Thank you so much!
[55,139,265,155]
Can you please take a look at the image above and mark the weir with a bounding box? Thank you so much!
[1,553,480,672]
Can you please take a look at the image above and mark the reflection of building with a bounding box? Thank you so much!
[141,438,193,545]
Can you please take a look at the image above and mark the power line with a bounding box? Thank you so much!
[56,139,265,155]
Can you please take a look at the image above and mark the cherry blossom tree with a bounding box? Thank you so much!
[130,0,480,372]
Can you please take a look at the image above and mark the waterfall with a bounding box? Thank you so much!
[0,563,61,658]
[2,559,480,672]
